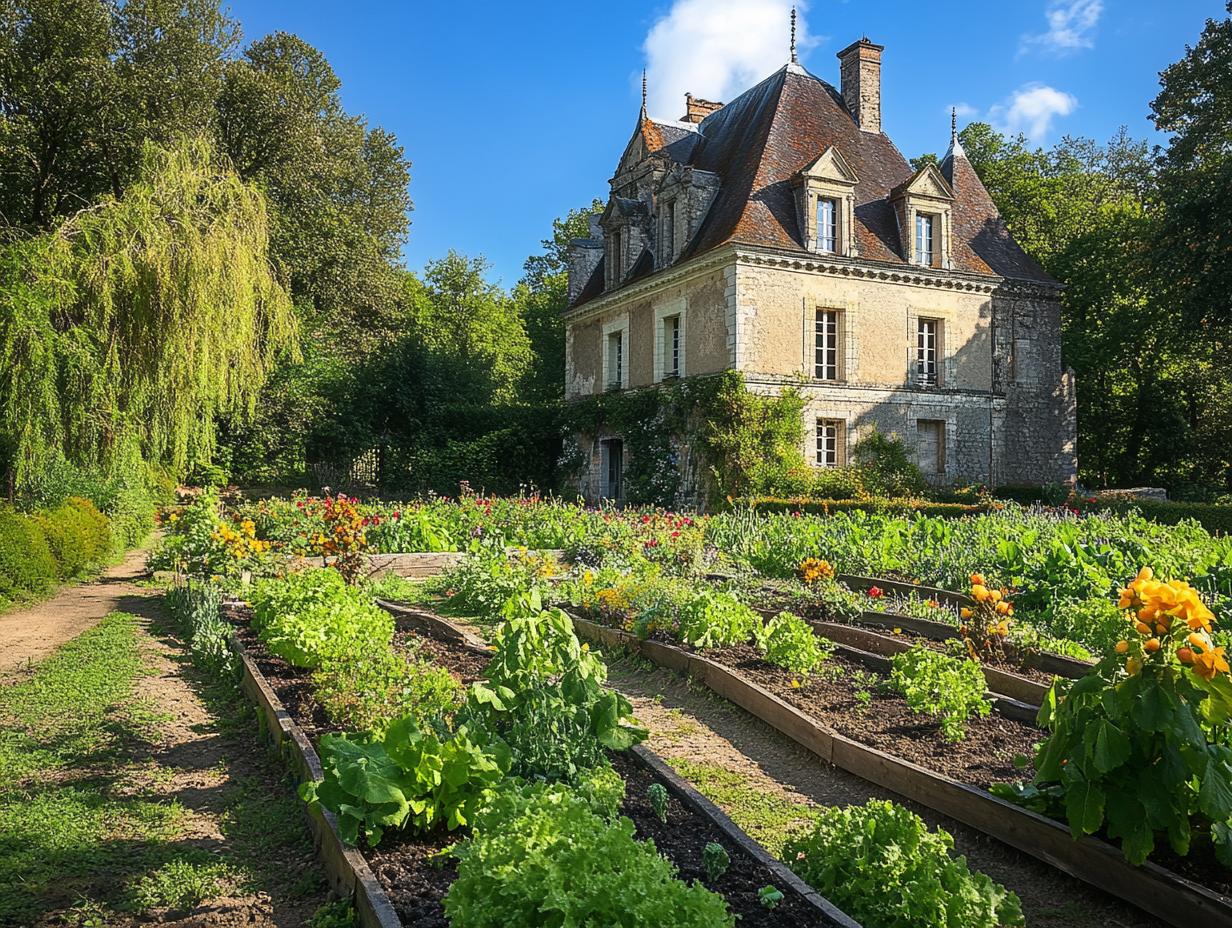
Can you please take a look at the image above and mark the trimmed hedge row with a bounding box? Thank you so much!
[724,497,989,518]
[0,498,111,598]
[1090,499,1232,537]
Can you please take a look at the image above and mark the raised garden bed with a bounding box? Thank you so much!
[566,612,1232,928]
[223,601,852,927]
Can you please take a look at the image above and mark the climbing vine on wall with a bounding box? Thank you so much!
[561,371,808,507]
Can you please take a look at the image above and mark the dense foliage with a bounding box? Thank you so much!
[784,800,1024,928]
[445,783,736,928]
[889,646,990,742]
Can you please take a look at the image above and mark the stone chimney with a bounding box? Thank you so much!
[680,93,723,124]
[836,38,884,133]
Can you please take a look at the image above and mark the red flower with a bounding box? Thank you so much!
[393,511,401,519]
[671,531,680,538]
[868,587,883,598]
[792,511,801,518]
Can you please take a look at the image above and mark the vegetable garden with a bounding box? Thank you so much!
[153,490,1232,927]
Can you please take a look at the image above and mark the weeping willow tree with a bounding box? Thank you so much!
[0,136,297,488]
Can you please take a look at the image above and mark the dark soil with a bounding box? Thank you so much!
[363,830,458,928]
[611,752,818,926]
[706,643,1041,789]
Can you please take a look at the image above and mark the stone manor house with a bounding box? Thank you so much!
[564,38,1078,504]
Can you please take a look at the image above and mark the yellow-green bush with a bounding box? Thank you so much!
[0,498,112,599]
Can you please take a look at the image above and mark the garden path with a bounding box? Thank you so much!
[0,544,152,681]
[606,656,1167,928]
[1,569,329,927]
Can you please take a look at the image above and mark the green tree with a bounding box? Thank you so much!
[0,137,296,487]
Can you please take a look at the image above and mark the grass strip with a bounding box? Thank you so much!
[666,757,820,858]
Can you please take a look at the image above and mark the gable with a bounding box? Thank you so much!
[797,145,859,186]
[893,163,955,202]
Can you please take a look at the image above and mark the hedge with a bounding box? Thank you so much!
[0,498,112,599]
[1089,498,1232,537]
[724,497,990,518]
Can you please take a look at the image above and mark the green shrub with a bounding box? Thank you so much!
[785,800,1023,928]
[724,498,986,519]
[252,569,394,669]
[889,646,989,741]
[445,783,736,928]
[675,589,759,649]
[0,507,56,597]
[312,647,463,734]
[754,612,832,675]
[34,498,110,577]
[165,581,234,679]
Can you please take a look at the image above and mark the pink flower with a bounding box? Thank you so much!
[868,587,883,598]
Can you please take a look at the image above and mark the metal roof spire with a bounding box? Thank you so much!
[951,107,957,144]
[790,8,798,64]
[642,70,647,114]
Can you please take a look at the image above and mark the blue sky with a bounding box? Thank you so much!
[222,0,1228,287]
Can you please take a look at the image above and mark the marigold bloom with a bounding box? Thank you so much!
[1115,640,1128,654]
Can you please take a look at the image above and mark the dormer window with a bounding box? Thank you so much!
[889,164,954,270]
[792,146,858,258]
[915,214,934,267]
[609,228,624,284]
[817,198,837,253]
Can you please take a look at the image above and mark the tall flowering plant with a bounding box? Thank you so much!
[311,495,373,584]
[960,574,1013,662]
[993,567,1232,866]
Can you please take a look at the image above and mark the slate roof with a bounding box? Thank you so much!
[578,60,1054,309]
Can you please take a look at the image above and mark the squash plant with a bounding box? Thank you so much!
[993,568,1232,865]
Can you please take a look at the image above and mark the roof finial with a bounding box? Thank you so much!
[951,106,957,143]
[790,7,798,64]
[642,70,647,113]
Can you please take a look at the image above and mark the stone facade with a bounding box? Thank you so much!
[564,39,1077,506]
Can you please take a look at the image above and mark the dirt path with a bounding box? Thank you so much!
[1,562,329,927]
[607,656,1166,928]
[0,545,154,681]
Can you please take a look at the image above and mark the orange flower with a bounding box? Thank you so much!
[970,573,986,587]
[1193,646,1230,682]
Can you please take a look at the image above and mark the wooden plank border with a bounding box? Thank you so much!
[567,616,1232,928]
[230,638,403,928]
[628,744,862,928]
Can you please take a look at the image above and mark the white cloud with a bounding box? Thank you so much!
[988,83,1079,142]
[642,0,821,121]
[1021,0,1103,55]
[948,103,978,119]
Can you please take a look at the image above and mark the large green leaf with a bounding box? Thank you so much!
[1199,759,1232,821]
[1085,719,1131,774]
[1061,772,1105,839]
[1106,789,1154,865]
[1132,685,1176,732]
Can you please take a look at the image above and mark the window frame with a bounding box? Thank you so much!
[815,309,840,381]
[916,318,939,386]
[816,197,837,253]
[915,419,946,476]
[915,213,934,267]
[601,315,630,392]
[662,200,676,264]
[816,418,845,468]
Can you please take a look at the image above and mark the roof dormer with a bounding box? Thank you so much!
[889,164,955,269]
[792,146,859,257]
[600,197,649,290]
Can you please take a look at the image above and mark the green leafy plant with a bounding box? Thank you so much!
[299,716,510,846]
[165,581,234,679]
[675,589,759,650]
[992,568,1232,866]
[311,647,462,734]
[648,782,669,823]
[464,609,648,781]
[889,645,989,741]
[445,782,736,928]
[784,800,1024,928]
[753,612,832,675]
[252,569,393,669]
[758,885,784,910]
[703,842,730,882]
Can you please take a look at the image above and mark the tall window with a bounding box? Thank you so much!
[917,319,937,385]
[815,309,839,380]
[817,198,837,253]
[915,214,934,266]
[665,315,681,377]
[608,331,623,389]
[610,228,623,282]
[663,201,676,262]
[817,419,843,467]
